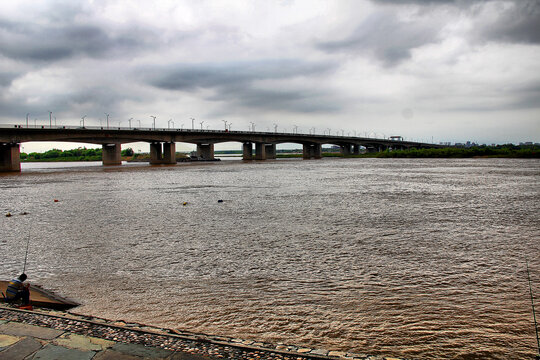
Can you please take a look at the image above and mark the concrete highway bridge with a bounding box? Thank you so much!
[0,125,443,171]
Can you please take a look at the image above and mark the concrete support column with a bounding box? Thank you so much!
[366,146,377,153]
[340,144,352,156]
[149,142,163,164]
[312,143,322,159]
[353,145,361,155]
[254,142,266,160]
[379,145,388,152]
[102,143,122,165]
[0,143,21,172]
[242,143,253,160]
[303,143,322,159]
[197,143,214,160]
[265,144,276,159]
[163,142,176,164]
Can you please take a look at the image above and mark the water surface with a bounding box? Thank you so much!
[1,158,539,359]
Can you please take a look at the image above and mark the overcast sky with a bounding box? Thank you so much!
[1,0,539,151]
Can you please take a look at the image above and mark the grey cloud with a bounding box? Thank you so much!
[476,1,540,44]
[144,60,340,113]
[0,17,162,62]
[317,10,440,66]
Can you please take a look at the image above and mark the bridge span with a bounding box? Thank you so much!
[0,125,442,171]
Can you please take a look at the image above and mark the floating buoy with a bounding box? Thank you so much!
[218,200,224,203]
[54,199,59,202]
[20,211,29,215]
[5,212,12,217]
[183,202,188,206]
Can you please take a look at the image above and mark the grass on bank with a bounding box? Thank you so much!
[21,145,539,161]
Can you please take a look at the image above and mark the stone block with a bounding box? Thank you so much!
[31,344,95,360]
[0,322,64,340]
[53,333,115,351]
[112,342,175,359]
[0,337,42,359]
[0,334,21,349]
[93,349,143,360]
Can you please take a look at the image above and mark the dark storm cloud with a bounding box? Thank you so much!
[476,1,540,44]
[144,60,340,112]
[317,10,439,66]
[0,17,161,62]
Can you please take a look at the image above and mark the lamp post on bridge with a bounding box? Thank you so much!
[228,123,232,131]
[190,117,195,130]
[273,124,278,133]
[26,113,29,128]
[250,122,255,132]
[293,125,298,134]
[104,113,110,129]
[128,117,133,129]
[48,111,52,128]
[199,121,204,130]
[168,119,174,129]
[81,115,87,128]
[150,115,156,130]
[222,120,228,130]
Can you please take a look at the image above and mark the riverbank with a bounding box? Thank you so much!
[0,306,401,360]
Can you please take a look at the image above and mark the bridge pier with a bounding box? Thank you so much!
[197,143,214,160]
[150,142,176,164]
[242,143,253,160]
[163,142,176,164]
[340,144,352,156]
[303,143,322,159]
[265,144,276,159]
[353,145,361,155]
[254,143,266,160]
[0,143,21,172]
[102,143,122,165]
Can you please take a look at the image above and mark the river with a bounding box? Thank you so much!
[1,158,539,359]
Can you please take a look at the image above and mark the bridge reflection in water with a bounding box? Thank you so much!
[0,125,442,171]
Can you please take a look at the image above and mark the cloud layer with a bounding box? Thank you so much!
[0,0,538,147]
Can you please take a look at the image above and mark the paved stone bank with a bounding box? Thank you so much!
[0,306,404,360]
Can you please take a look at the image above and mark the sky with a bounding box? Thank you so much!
[1,0,539,152]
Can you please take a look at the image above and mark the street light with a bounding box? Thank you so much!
[222,120,228,130]
[199,121,204,130]
[228,122,232,131]
[293,125,298,134]
[327,128,331,136]
[128,117,133,128]
[48,111,52,128]
[150,115,156,130]
[81,115,87,127]
[250,122,255,132]
[168,118,174,129]
[104,113,110,129]
[311,127,316,135]
[26,113,29,128]
[273,123,278,133]
[190,117,195,130]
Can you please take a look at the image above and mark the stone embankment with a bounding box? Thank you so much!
[0,306,404,360]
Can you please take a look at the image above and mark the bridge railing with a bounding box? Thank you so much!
[1,123,438,145]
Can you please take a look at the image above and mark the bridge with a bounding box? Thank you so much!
[0,124,443,171]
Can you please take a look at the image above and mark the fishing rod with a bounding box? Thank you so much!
[23,226,30,274]
[527,260,540,359]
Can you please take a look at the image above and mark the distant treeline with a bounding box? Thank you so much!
[277,145,539,159]
[374,145,539,158]
[21,147,135,162]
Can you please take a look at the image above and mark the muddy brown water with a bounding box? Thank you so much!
[1,158,539,359]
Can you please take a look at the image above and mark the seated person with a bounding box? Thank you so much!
[5,273,30,305]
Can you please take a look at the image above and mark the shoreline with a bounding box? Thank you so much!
[0,305,403,360]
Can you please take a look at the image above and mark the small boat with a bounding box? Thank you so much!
[0,281,79,310]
